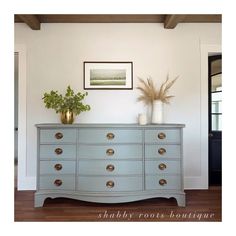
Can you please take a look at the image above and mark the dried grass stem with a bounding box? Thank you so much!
[137,75,178,105]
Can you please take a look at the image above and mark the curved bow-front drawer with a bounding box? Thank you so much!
[40,129,76,143]
[78,160,142,176]
[35,124,185,207]
[40,161,76,175]
[79,129,142,144]
[39,176,75,190]
[145,160,180,174]
[145,175,181,190]
[145,145,181,159]
[77,176,143,192]
[78,145,142,160]
[39,144,76,160]
[145,129,180,144]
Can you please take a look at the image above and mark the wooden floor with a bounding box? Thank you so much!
[14,187,221,222]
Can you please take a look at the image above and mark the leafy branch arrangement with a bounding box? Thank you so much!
[137,75,179,105]
[42,86,91,115]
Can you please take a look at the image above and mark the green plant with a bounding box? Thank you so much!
[42,86,91,115]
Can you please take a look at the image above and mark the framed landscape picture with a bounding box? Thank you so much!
[83,61,133,90]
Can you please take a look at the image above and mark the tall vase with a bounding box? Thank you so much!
[60,110,74,124]
[151,100,163,124]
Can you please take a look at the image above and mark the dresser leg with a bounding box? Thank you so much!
[175,195,186,207]
[34,194,46,207]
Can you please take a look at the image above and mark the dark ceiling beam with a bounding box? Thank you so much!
[17,14,41,30]
[15,14,222,30]
[164,14,186,29]
[184,14,222,23]
[38,14,165,23]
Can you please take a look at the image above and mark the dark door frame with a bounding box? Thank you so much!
[208,54,222,186]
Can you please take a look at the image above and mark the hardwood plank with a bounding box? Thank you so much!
[14,187,221,221]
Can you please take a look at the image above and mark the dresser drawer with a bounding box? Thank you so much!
[40,144,76,160]
[145,160,180,174]
[78,160,142,176]
[78,144,142,160]
[145,175,181,190]
[79,129,142,144]
[145,145,180,159]
[39,175,75,190]
[77,176,142,192]
[145,129,180,143]
[40,161,76,175]
[40,129,76,143]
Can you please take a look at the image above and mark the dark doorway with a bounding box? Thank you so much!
[208,55,222,186]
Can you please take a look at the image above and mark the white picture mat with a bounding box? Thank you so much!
[84,62,132,89]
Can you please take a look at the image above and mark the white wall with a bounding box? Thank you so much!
[14,23,221,189]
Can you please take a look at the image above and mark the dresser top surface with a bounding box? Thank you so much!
[36,123,185,128]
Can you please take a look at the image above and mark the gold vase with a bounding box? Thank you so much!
[60,110,74,124]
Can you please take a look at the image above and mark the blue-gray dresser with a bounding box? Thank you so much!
[35,123,185,207]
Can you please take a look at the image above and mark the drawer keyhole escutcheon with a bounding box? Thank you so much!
[55,148,63,155]
[106,164,115,172]
[159,179,167,186]
[158,148,166,155]
[158,163,167,170]
[106,133,115,140]
[54,179,62,186]
[55,132,63,139]
[54,163,63,171]
[158,132,166,140]
[106,180,115,188]
[106,148,115,156]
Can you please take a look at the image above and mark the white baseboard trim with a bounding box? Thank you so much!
[184,176,208,189]
[17,176,36,190]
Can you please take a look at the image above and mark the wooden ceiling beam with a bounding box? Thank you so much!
[17,14,41,30]
[38,14,165,23]
[184,14,222,23]
[164,14,186,29]
[15,14,221,30]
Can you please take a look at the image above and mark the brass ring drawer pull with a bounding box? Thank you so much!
[54,163,63,171]
[55,132,63,139]
[158,132,166,139]
[54,179,62,186]
[106,164,115,172]
[159,179,167,186]
[106,180,115,188]
[106,133,115,140]
[106,148,115,156]
[158,163,167,170]
[55,148,63,155]
[158,148,166,155]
